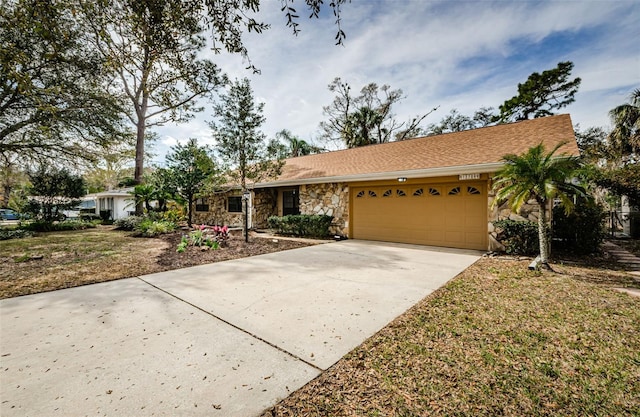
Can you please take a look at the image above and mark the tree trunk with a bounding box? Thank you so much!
[537,201,552,270]
[134,120,145,215]
[1,184,10,208]
[187,194,193,227]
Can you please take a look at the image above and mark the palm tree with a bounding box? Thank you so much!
[344,106,384,148]
[608,88,640,162]
[130,184,156,213]
[491,142,584,269]
[276,130,323,157]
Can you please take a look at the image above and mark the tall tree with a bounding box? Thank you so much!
[575,125,610,165]
[210,78,282,239]
[210,78,283,191]
[608,88,640,162]
[165,139,217,227]
[319,77,437,148]
[0,0,126,165]
[491,143,584,269]
[86,0,223,194]
[499,61,581,122]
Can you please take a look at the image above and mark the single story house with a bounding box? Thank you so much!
[86,187,135,220]
[193,114,580,251]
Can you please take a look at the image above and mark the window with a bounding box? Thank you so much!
[282,189,300,215]
[429,188,441,196]
[448,187,461,195]
[467,186,481,195]
[368,190,377,197]
[356,190,365,198]
[195,198,209,212]
[382,189,392,197]
[396,189,407,197]
[228,196,242,213]
[413,188,424,196]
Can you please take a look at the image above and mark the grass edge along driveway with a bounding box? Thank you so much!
[262,258,640,417]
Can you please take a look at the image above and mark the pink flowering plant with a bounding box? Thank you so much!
[212,225,229,246]
[176,224,230,253]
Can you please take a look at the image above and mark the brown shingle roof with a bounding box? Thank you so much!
[260,114,578,185]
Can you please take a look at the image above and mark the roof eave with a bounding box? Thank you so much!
[253,162,505,188]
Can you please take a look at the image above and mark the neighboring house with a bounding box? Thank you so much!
[193,114,579,251]
[86,188,135,221]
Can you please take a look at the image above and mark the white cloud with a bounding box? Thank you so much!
[151,0,640,161]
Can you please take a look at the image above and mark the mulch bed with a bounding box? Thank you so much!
[155,231,313,269]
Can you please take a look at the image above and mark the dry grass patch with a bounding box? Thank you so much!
[0,227,312,299]
[0,227,169,298]
[263,258,640,417]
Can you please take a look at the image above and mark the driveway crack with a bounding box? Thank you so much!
[137,276,323,372]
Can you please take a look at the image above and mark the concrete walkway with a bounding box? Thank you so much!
[0,240,481,417]
[602,240,640,297]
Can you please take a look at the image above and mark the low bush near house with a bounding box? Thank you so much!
[268,214,333,238]
[114,216,144,231]
[493,219,540,256]
[137,219,177,237]
[552,199,606,254]
[20,220,97,232]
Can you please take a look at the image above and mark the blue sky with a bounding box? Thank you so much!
[152,0,640,163]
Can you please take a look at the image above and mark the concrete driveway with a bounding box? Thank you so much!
[0,240,480,416]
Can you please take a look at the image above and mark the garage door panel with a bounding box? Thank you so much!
[352,182,487,250]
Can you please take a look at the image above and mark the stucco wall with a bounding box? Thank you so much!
[299,182,349,236]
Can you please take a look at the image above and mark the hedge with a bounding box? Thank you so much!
[267,214,333,238]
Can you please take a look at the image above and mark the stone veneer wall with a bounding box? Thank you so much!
[299,182,349,236]
[192,193,243,227]
[487,188,544,252]
[252,188,277,228]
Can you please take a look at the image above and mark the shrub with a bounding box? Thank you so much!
[268,214,333,238]
[552,199,606,254]
[493,219,540,256]
[114,216,144,231]
[0,229,34,240]
[175,224,228,253]
[20,220,96,232]
[137,219,176,237]
[160,209,185,223]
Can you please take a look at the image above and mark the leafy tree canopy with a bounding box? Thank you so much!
[597,163,640,208]
[426,107,497,135]
[26,166,87,222]
[0,0,127,165]
[85,0,224,191]
[499,61,581,122]
[164,138,219,226]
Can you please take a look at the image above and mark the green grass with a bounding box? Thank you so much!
[264,258,640,417]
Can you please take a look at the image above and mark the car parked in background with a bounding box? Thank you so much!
[0,209,21,221]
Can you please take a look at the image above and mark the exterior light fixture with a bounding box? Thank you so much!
[397,177,407,182]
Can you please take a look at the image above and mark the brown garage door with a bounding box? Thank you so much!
[351,182,487,250]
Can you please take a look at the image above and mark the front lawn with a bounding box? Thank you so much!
[263,257,640,416]
[0,227,311,299]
